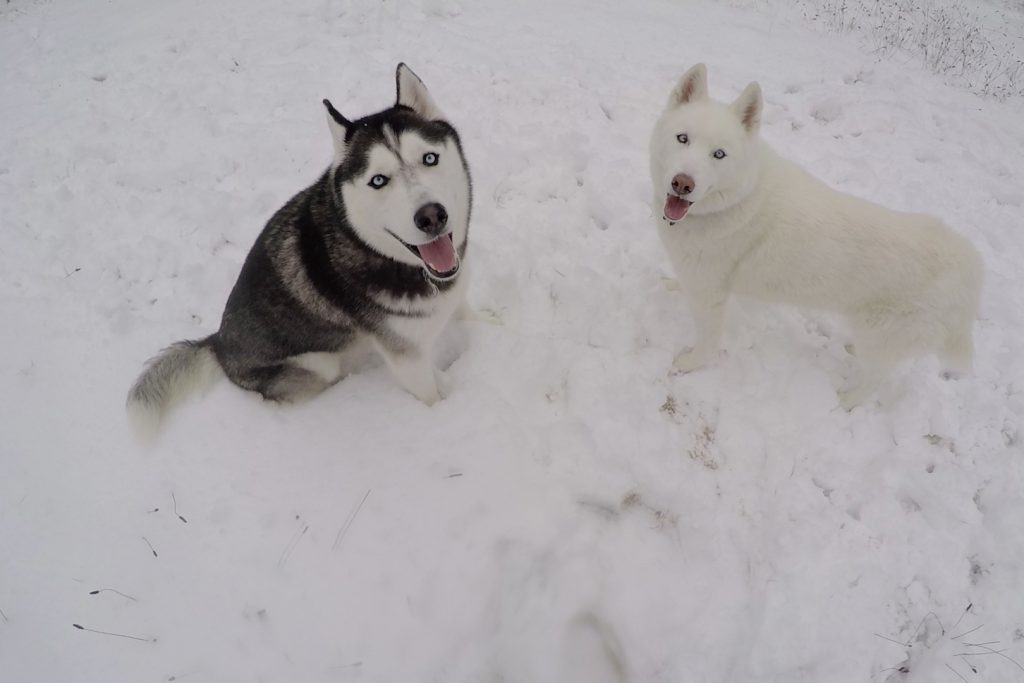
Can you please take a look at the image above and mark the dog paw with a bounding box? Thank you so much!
[435,369,453,398]
[457,303,502,325]
[672,349,708,374]
[402,373,441,406]
[837,391,858,412]
[837,387,871,411]
[415,388,442,406]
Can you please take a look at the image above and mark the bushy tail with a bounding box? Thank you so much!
[126,337,222,439]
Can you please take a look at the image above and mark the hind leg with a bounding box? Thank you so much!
[229,363,333,403]
[840,301,949,409]
[938,327,974,378]
[839,319,900,410]
[838,358,892,410]
[839,333,889,410]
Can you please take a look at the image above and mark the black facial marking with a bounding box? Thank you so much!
[332,107,461,193]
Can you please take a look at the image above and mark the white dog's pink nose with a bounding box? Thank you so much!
[671,173,695,195]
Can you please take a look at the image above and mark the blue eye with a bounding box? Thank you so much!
[676,133,689,144]
[369,174,389,188]
[423,152,439,166]
[712,149,727,159]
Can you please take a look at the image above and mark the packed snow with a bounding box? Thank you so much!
[2,0,1023,681]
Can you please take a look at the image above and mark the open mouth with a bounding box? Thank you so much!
[663,194,692,223]
[390,231,460,281]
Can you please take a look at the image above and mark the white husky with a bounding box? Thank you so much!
[650,64,982,406]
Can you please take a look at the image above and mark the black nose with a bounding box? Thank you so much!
[414,202,448,236]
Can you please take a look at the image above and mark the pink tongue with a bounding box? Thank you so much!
[416,236,457,273]
[664,195,691,221]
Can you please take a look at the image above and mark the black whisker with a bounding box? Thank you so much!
[874,633,911,648]
[332,490,371,551]
[277,522,308,568]
[957,655,978,674]
[89,588,138,601]
[171,492,187,524]
[963,644,1024,671]
[952,624,984,640]
[909,613,932,643]
[951,602,972,631]
[944,662,969,683]
[955,648,1008,657]
[72,623,153,642]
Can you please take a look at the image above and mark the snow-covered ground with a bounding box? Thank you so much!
[776,0,1024,98]
[2,0,1023,681]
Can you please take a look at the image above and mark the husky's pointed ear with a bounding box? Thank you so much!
[731,81,762,134]
[668,63,709,107]
[323,98,350,160]
[395,63,444,120]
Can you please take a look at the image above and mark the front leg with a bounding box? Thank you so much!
[376,345,442,406]
[673,292,727,374]
[455,301,501,326]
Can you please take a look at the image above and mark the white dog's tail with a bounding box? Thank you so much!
[126,337,223,438]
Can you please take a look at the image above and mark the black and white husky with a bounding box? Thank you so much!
[128,64,471,432]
